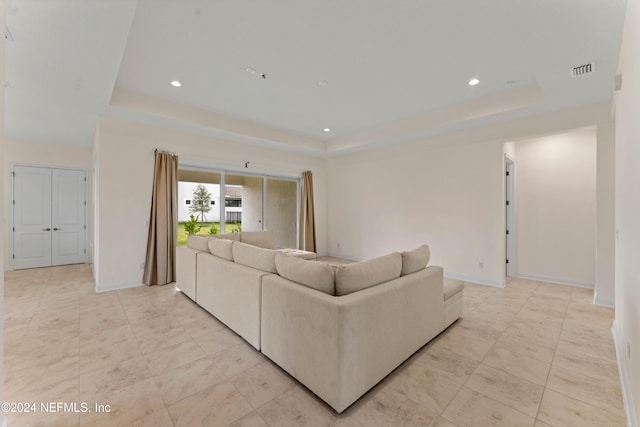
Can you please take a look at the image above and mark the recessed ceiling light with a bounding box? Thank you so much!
[246,67,256,74]
[323,128,331,132]
[318,80,328,87]
[170,80,182,87]
[468,78,480,86]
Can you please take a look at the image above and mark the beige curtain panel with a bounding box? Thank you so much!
[299,170,317,252]
[143,150,178,286]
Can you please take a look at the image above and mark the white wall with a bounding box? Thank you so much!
[327,138,506,287]
[614,0,640,423]
[503,141,516,159]
[92,124,100,281]
[94,115,327,291]
[3,139,93,269]
[596,122,616,306]
[513,128,597,287]
[0,0,6,408]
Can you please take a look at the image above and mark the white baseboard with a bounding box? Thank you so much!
[594,293,615,308]
[516,273,594,288]
[444,272,505,288]
[612,322,637,427]
[95,281,144,293]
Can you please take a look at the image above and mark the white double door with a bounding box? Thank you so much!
[13,165,87,270]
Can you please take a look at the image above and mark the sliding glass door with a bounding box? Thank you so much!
[226,174,263,232]
[178,168,299,248]
[266,178,298,249]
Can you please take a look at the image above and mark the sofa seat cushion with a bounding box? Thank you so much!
[275,252,334,295]
[401,245,431,276]
[240,230,275,249]
[187,235,211,253]
[208,237,234,261]
[232,241,277,273]
[443,278,464,300]
[335,252,402,296]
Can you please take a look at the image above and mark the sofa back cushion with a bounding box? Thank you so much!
[240,230,275,249]
[401,244,431,276]
[335,252,402,296]
[187,235,211,253]
[214,233,240,241]
[208,238,234,261]
[275,252,335,295]
[232,241,277,273]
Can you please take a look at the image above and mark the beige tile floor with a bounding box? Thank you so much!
[2,264,626,427]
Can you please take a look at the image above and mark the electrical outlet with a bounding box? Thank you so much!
[479,261,484,269]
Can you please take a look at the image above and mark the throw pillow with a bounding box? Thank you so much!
[239,230,275,249]
[401,244,431,276]
[211,233,240,241]
[335,252,402,296]
[232,241,277,273]
[207,238,234,261]
[275,252,335,295]
[187,235,210,253]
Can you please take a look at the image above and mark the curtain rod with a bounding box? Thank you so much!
[154,148,177,156]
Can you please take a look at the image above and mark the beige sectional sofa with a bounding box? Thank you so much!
[176,231,315,349]
[176,230,463,413]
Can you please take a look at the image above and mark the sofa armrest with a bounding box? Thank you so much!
[197,252,271,350]
[176,246,198,300]
[261,266,444,413]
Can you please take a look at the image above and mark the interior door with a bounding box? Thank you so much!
[13,165,53,269]
[52,168,86,265]
[13,165,87,270]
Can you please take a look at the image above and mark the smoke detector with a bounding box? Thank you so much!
[571,62,595,78]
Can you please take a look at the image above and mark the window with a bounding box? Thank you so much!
[225,199,242,207]
[177,168,299,247]
[226,212,242,222]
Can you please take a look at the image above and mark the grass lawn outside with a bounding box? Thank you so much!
[177,222,241,246]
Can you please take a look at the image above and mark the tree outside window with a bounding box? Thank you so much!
[189,184,212,222]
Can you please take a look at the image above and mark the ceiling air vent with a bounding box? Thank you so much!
[571,62,595,78]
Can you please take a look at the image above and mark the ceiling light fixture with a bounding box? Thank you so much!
[246,67,256,74]
[468,78,480,86]
[170,80,182,87]
[323,128,331,132]
[318,80,328,87]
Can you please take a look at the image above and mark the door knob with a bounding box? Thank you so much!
[42,228,51,231]
[53,228,61,231]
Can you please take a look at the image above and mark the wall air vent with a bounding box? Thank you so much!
[571,62,595,78]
